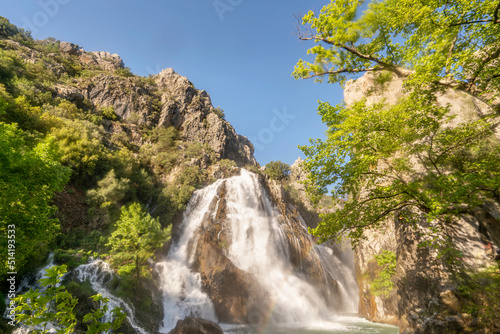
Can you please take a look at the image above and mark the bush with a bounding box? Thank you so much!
[115,67,133,78]
[244,163,262,175]
[213,106,225,120]
[264,161,291,181]
[100,105,117,120]
[87,169,131,208]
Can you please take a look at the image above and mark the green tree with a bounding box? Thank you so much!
[87,169,131,208]
[264,161,291,181]
[371,250,397,296]
[0,123,71,278]
[51,120,107,180]
[13,265,125,334]
[293,0,500,102]
[294,0,500,245]
[107,203,171,280]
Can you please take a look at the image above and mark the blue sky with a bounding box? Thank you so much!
[1,0,345,166]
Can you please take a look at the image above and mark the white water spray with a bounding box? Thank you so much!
[157,169,359,332]
[156,180,224,332]
[73,259,149,334]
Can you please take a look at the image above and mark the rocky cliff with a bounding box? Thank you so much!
[345,72,500,333]
[0,22,259,333]
[4,37,256,167]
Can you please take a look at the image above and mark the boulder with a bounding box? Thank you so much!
[60,41,79,55]
[168,317,223,334]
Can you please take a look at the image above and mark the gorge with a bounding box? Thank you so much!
[1,8,499,334]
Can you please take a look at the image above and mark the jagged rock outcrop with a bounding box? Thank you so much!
[80,74,157,121]
[168,317,223,334]
[73,65,256,166]
[346,72,500,333]
[154,68,256,165]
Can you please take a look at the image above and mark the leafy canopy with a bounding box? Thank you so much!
[107,203,171,280]
[295,0,500,245]
[0,122,71,277]
[293,0,500,104]
[264,161,292,181]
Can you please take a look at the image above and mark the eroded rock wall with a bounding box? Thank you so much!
[345,72,500,333]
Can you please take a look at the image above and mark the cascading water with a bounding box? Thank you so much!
[223,170,339,323]
[156,179,224,332]
[157,169,362,332]
[73,259,149,334]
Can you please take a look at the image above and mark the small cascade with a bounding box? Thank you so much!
[157,169,360,332]
[73,259,149,334]
[316,245,359,313]
[3,254,57,322]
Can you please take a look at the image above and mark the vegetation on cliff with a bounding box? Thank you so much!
[295,0,500,331]
[294,0,500,244]
[0,15,251,332]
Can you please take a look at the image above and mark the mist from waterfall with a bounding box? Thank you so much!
[157,169,359,332]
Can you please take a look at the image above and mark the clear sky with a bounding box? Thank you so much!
[1,0,345,167]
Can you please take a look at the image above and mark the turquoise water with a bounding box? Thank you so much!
[221,317,399,334]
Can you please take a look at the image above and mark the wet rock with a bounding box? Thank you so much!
[191,182,272,324]
[168,316,223,334]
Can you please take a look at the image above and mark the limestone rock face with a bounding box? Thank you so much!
[155,68,256,165]
[80,74,155,121]
[59,41,79,55]
[345,72,500,333]
[76,67,256,165]
[168,317,223,334]
[59,41,125,72]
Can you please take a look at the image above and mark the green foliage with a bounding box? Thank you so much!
[100,105,118,120]
[213,106,225,120]
[295,0,500,246]
[0,16,33,46]
[13,265,125,334]
[115,67,134,78]
[107,203,171,280]
[87,169,131,208]
[370,250,397,296]
[458,265,500,329]
[0,123,70,278]
[51,120,107,180]
[53,249,90,269]
[219,158,237,169]
[152,126,179,151]
[264,161,291,181]
[293,0,500,101]
[244,163,262,175]
[303,96,500,244]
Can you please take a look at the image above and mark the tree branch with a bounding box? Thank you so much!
[299,35,412,77]
[301,67,383,79]
[448,19,494,27]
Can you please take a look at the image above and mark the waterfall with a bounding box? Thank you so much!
[223,170,332,323]
[157,169,359,332]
